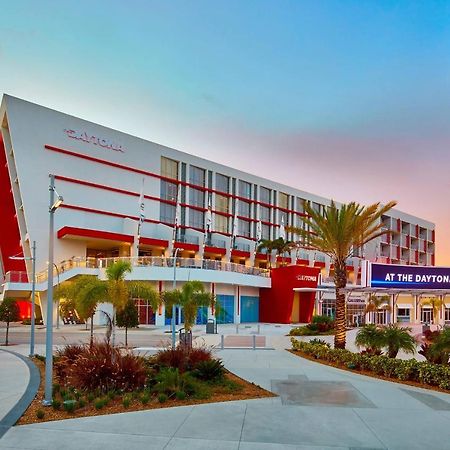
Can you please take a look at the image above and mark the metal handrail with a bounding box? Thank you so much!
[5,255,270,284]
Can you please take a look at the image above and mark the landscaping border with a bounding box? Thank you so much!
[0,349,40,438]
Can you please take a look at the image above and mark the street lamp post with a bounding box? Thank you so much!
[53,263,60,329]
[43,174,63,406]
[171,247,183,348]
[9,241,36,357]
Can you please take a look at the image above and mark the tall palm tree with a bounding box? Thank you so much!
[105,260,132,347]
[365,294,391,324]
[382,323,416,358]
[287,200,396,349]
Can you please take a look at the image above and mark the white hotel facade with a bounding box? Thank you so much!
[0,95,439,327]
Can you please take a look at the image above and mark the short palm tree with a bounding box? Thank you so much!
[421,297,444,325]
[382,324,416,358]
[163,280,215,334]
[256,239,277,268]
[105,260,132,347]
[365,294,392,324]
[355,324,385,355]
[272,237,295,266]
[429,327,450,364]
[288,200,396,349]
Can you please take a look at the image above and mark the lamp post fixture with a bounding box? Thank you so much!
[10,241,36,357]
[171,247,183,348]
[43,174,63,406]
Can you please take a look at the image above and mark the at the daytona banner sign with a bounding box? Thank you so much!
[370,263,450,289]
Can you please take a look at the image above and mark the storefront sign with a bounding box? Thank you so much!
[64,129,125,153]
[370,263,450,289]
[296,274,317,282]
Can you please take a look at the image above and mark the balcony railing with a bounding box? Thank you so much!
[4,256,270,286]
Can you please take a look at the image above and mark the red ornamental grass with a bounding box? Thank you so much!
[58,341,147,393]
[154,346,213,373]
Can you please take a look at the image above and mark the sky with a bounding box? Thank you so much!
[1,0,449,263]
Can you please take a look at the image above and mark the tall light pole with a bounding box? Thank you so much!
[10,240,36,357]
[171,247,183,348]
[43,174,63,406]
[52,263,60,329]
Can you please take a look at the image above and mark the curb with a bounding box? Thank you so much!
[0,349,40,439]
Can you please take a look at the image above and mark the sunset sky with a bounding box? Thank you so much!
[1,1,449,263]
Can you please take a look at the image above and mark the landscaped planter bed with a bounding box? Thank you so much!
[290,338,450,394]
[19,345,274,425]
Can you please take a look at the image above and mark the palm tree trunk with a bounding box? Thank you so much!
[334,259,347,349]
[5,321,9,346]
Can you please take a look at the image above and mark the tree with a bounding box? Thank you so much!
[256,239,277,268]
[355,324,385,355]
[54,282,77,322]
[0,298,21,346]
[421,297,444,325]
[74,276,107,347]
[116,299,139,346]
[381,324,416,358]
[272,237,295,266]
[105,260,132,347]
[365,294,391,324]
[162,281,215,334]
[429,327,450,364]
[287,200,396,349]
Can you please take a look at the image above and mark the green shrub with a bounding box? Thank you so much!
[309,338,330,347]
[94,398,105,410]
[153,368,200,397]
[289,326,312,336]
[122,394,132,408]
[78,398,86,408]
[63,399,77,413]
[222,379,243,392]
[52,383,61,394]
[51,399,61,410]
[175,391,186,400]
[140,392,150,404]
[36,409,45,419]
[87,393,95,403]
[192,359,225,381]
[107,390,117,400]
[158,393,168,403]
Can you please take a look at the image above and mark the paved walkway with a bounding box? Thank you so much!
[1,346,450,449]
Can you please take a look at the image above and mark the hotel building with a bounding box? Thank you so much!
[0,95,442,327]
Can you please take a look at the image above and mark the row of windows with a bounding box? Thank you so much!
[160,157,325,214]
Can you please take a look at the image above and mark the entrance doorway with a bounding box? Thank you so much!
[421,308,433,324]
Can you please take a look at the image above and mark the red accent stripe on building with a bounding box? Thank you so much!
[57,226,134,243]
[174,242,199,252]
[231,249,250,258]
[140,237,169,248]
[0,134,27,276]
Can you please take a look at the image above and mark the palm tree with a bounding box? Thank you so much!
[429,327,450,364]
[272,237,295,266]
[256,239,277,268]
[287,200,396,349]
[365,294,391,324]
[355,324,385,355]
[163,280,215,334]
[105,260,132,347]
[382,324,416,358]
[421,297,444,325]
[73,276,107,346]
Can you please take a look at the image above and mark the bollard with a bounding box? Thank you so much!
[257,324,260,334]
[252,334,256,350]
[221,334,224,350]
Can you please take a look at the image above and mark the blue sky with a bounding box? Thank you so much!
[1,1,450,261]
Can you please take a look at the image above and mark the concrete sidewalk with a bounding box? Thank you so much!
[1,347,450,449]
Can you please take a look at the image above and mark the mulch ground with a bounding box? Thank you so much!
[288,349,450,395]
[18,359,275,425]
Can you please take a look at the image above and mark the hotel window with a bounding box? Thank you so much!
[297,197,306,213]
[260,187,271,204]
[189,166,205,187]
[238,219,251,237]
[161,156,178,179]
[189,209,204,229]
[261,224,270,240]
[160,180,178,202]
[239,200,251,218]
[397,308,410,323]
[260,205,270,222]
[239,180,251,199]
[189,188,204,208]
[215,214,228,234]
[312,202,322,215]
[420,307,433,324]
[215,194,229,213]
[279,192,289,210]
[445,308,450,323]
[216,173,229,193]
[160,203,175,224]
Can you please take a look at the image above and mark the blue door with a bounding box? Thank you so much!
[165,306,181,325]
[241,296,259,323]
[196,306,208,325]
[216,295,235,324]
